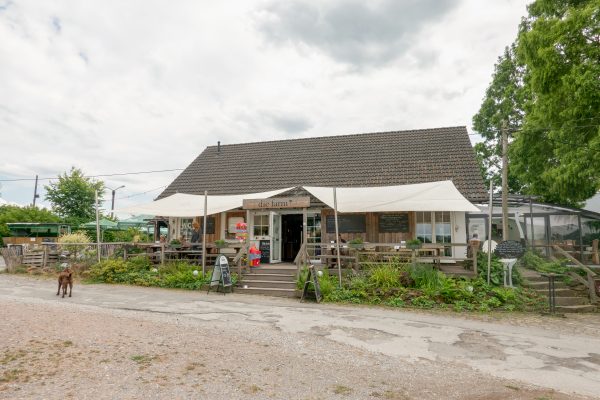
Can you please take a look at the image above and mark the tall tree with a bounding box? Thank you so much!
[472,44,527,193]
[510,0,600,206]
[44,167,105,226]
[474,0,600,206]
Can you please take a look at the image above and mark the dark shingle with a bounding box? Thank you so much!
[158,126,487,202]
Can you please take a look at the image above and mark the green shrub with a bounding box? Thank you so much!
[410,264,445,291]
[369,265,401,290]
[476,252,522,286]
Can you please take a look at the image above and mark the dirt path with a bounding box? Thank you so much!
[0,275,599,399]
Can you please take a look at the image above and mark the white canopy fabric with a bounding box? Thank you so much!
[304,181,480,212]
[117,188,294,217]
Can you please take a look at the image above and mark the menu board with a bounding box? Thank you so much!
[378,214,409,233]
[259,240,270,264]
[326,215,366,233]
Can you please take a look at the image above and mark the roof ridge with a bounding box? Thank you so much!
[206,126,467,149]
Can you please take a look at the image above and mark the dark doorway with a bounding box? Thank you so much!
[281,214,303,262]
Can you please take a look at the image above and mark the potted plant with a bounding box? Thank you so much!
[348,238,364,249]
[406,239,422,250]
[214,239,228,248]
[169,239,182,249]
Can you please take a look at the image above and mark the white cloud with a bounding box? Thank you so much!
[0,0,529,210]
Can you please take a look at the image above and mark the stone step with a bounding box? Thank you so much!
[239,280,297,290]
[524,281,567,289]
[522,275,548,283]
[533,288,583,297]
[556,304,597,313]
[242,273,296,282]
[247,267,297,275]
[235,287,298,298]
[554,296,590,306]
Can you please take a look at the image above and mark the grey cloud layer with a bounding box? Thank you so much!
[257,0,456,67]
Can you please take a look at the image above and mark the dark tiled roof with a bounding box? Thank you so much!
[158,126,487,202]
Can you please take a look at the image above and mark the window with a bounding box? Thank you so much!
[416,212,432,243]
[253,214,269,236]
[307,214,322,256]
[226,216,245,240]
[417,211,453,256]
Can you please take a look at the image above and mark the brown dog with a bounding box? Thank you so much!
[57,267,73,298]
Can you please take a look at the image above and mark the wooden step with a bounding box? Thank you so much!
[235,287,298,298]
[240,280,297,290]
[242,273,295,282]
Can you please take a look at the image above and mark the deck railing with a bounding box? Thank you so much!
[294,241,480,279]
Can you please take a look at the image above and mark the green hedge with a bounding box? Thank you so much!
[299,262,544,312]
[85,256,237,290]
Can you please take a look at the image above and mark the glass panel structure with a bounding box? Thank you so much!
[582,217,600,246]
[468,217,486,241]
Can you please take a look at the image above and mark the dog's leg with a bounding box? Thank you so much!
[62,283,66,298]
[68,281,72,297]
[57,279,61,296]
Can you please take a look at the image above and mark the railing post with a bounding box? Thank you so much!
[470,240,479,276]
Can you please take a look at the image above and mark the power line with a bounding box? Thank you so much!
[117,185,167,200]
[0,168,184,182]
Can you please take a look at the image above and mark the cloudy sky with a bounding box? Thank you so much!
[0,0,529,213]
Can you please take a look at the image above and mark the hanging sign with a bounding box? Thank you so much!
[243,197,310,210]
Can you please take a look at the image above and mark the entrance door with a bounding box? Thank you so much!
[270,212,281,263]
[281,214,303,262]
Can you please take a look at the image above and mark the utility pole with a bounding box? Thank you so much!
[32,175,40,206]
[501,121,509,241]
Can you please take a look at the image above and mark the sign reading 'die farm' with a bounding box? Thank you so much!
[378,214,409,233]
[243,197,310,210]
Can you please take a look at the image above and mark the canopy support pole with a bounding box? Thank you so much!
[333,187,342,287]
[202,190,208,275]
[95,190,101,263]
[487,180,493,285]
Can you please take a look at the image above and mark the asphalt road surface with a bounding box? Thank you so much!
[1,274,599,399]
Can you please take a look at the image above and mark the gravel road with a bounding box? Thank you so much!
[0,275,599,400]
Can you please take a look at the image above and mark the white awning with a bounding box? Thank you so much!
[304,181,479,212]
[117,188,294,217]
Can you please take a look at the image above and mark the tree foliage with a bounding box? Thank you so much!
[472,45,526,192]
[44,167,105,226]
[473,0,600,205]
[0,205,60,244]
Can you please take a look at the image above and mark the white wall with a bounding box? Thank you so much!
[452,211,467,258]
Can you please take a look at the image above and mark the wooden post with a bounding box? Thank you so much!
[160,243,164,265]
[501,120,509,241]
[95,190,101,263]
[202,190,208,275]
[246,209,251,270]
[470,240,479,275]
[333,188,342,287]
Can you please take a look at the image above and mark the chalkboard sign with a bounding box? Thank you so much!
[378,214,409,233]
[201,217,216,235]
[300,265,322,303]
[207,255,233,294]
[494,240,525,259]
[259,240,270,264]
[326,215,366,233]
